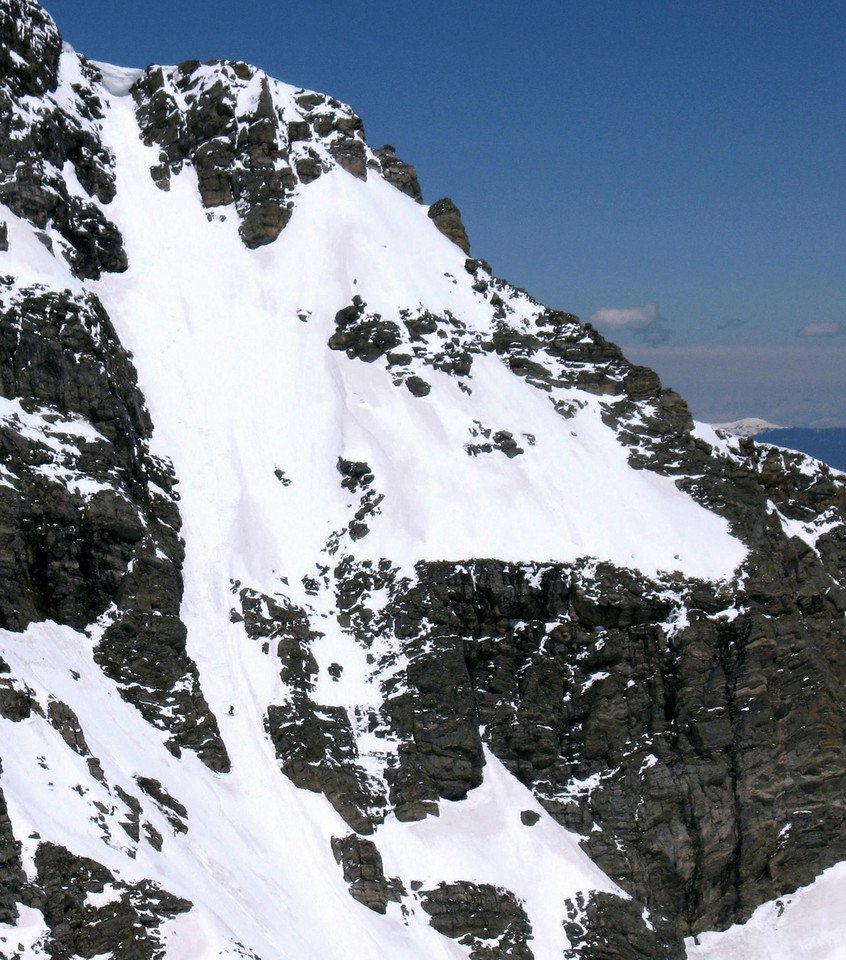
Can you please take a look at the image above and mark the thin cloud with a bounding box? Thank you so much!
[797,321,846,338]
[635,321,672,346]
[716,316,746,331]
[589,302,659,330]
[589,301,672,346]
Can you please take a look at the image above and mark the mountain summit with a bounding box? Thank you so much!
[1,2,846,958]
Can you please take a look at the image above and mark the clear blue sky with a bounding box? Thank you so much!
[48,0,845,425]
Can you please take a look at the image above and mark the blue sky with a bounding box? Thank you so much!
[48,0,845,425]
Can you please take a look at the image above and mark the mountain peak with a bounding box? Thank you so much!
[2,2,846,959]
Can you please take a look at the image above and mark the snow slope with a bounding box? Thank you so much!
[4,34,843,960]
[686,862,846,960]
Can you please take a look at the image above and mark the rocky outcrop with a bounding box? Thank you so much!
[0,763,25,925]
[266,699,385,835]
[0,282,229,771]
[420,882,533,960]
[24,842,191,959]
[0,1,126,278]
[429,197,470,253]
[374,145,423,202]
[331,834,404,913]
[359,517,846,943]
[131,62,423,248]
[563,891,680,959]
[328,296,403,363]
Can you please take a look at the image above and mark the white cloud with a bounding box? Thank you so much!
[589,302,659,329]
[797,321,845,337]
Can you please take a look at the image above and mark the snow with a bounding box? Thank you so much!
[711,417,784,437]
[375,749,622,958]
[0,41,810,960]
[90,60,144,97]
[87,70,745,589]
[0,621,462,960]
[686,862,846,960]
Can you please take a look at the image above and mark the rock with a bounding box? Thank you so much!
[0,763,25,924]
[428,197,470,253]
[328,300,402,363]
[520,810,540,826]
[331,834,404,913]
[0,5,126,279]
[23,841,191,960]
[374,145,423,202]
[135,777,189,834]
[46,700,92,757]
[0,283,229,772]
[420,881,534,959]
[266,700,386,834]
[329,138,368,180]
[563,891,682,959]
[0,222,7,252]
[405,375,431,397]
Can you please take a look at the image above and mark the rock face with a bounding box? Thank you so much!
[131,61,426,247]
[0,281,229,773]
[373,144,423,202]
[0,1,127,278]
[420,882,534,960]
[26,842,190,959]
[563,891,679,960]
[331,833,404,913]
[1,1,846,959]
[429,196,471,252]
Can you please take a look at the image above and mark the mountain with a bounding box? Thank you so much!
[755,429,846,474]
[1,2,846,959]
[710,418,783,438]
[713,420,846,474]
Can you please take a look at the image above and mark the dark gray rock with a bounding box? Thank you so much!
[405,375,431,398]
[374,145,423,202]
[266,700,386,834]
[135,777,188,835]
[237,586,320,692]
[563,891,682,959]
[328,298,403,363]
[23,841,191,960]
[331,834,404,913]
[0,283,229,772]
[428,197,470,253]
[0,4,126,279]
[420,881,534,960]
[0,763,25,925]
[329,137,368,180]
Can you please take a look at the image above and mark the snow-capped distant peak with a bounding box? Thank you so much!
[711,416,784,437]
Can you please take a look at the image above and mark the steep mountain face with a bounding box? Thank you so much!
[1,2,846,959]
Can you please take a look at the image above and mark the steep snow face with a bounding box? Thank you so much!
[88,69,744,592]
[0,620,617,960]
[0,42,741,960]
